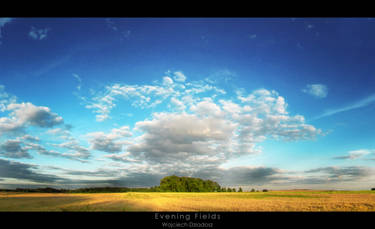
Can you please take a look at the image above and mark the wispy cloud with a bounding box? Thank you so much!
[34,55,71,77]
[72,73,82,90]
[0,18,12,27]
[105,18,131,40]
[0,18,12,44]
[29,26,50,40]
[83,72,226,122]
[305,166,373,182]
[315,94,375,119]
[106,18,118,31]
[249,34,257,39]
[0,85,17,112]
[333,149,374,160]
[302,84,328,98]
[306,24,315,30]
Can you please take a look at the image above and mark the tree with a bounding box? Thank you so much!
[158,175,221,192]
[238,187,243,192]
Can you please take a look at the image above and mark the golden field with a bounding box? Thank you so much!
[1,190,375,211]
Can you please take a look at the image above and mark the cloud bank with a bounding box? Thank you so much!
[77,73,323,187]
[0,71,337,189]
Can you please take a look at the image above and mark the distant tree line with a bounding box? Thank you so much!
[0,187,154,193]
[0,176,254,193]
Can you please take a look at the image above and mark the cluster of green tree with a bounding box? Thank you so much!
[248,188,268,192]
[217,187,242,192]
[148,175,244,192]
[148,175,221,192]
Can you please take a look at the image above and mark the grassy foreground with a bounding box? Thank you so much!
[1,190,375,211]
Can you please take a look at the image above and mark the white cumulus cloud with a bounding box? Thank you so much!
[123,87,321,170]
[173,71,187,82]
[0,102,63,135]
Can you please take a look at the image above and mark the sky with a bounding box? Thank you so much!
[0,17,375,190]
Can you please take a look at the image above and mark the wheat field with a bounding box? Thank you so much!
[1,190,375,211]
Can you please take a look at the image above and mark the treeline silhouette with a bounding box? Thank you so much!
[0,175,248,193]
[0,187,154,193]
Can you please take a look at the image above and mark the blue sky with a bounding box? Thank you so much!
[0,18,375,190]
